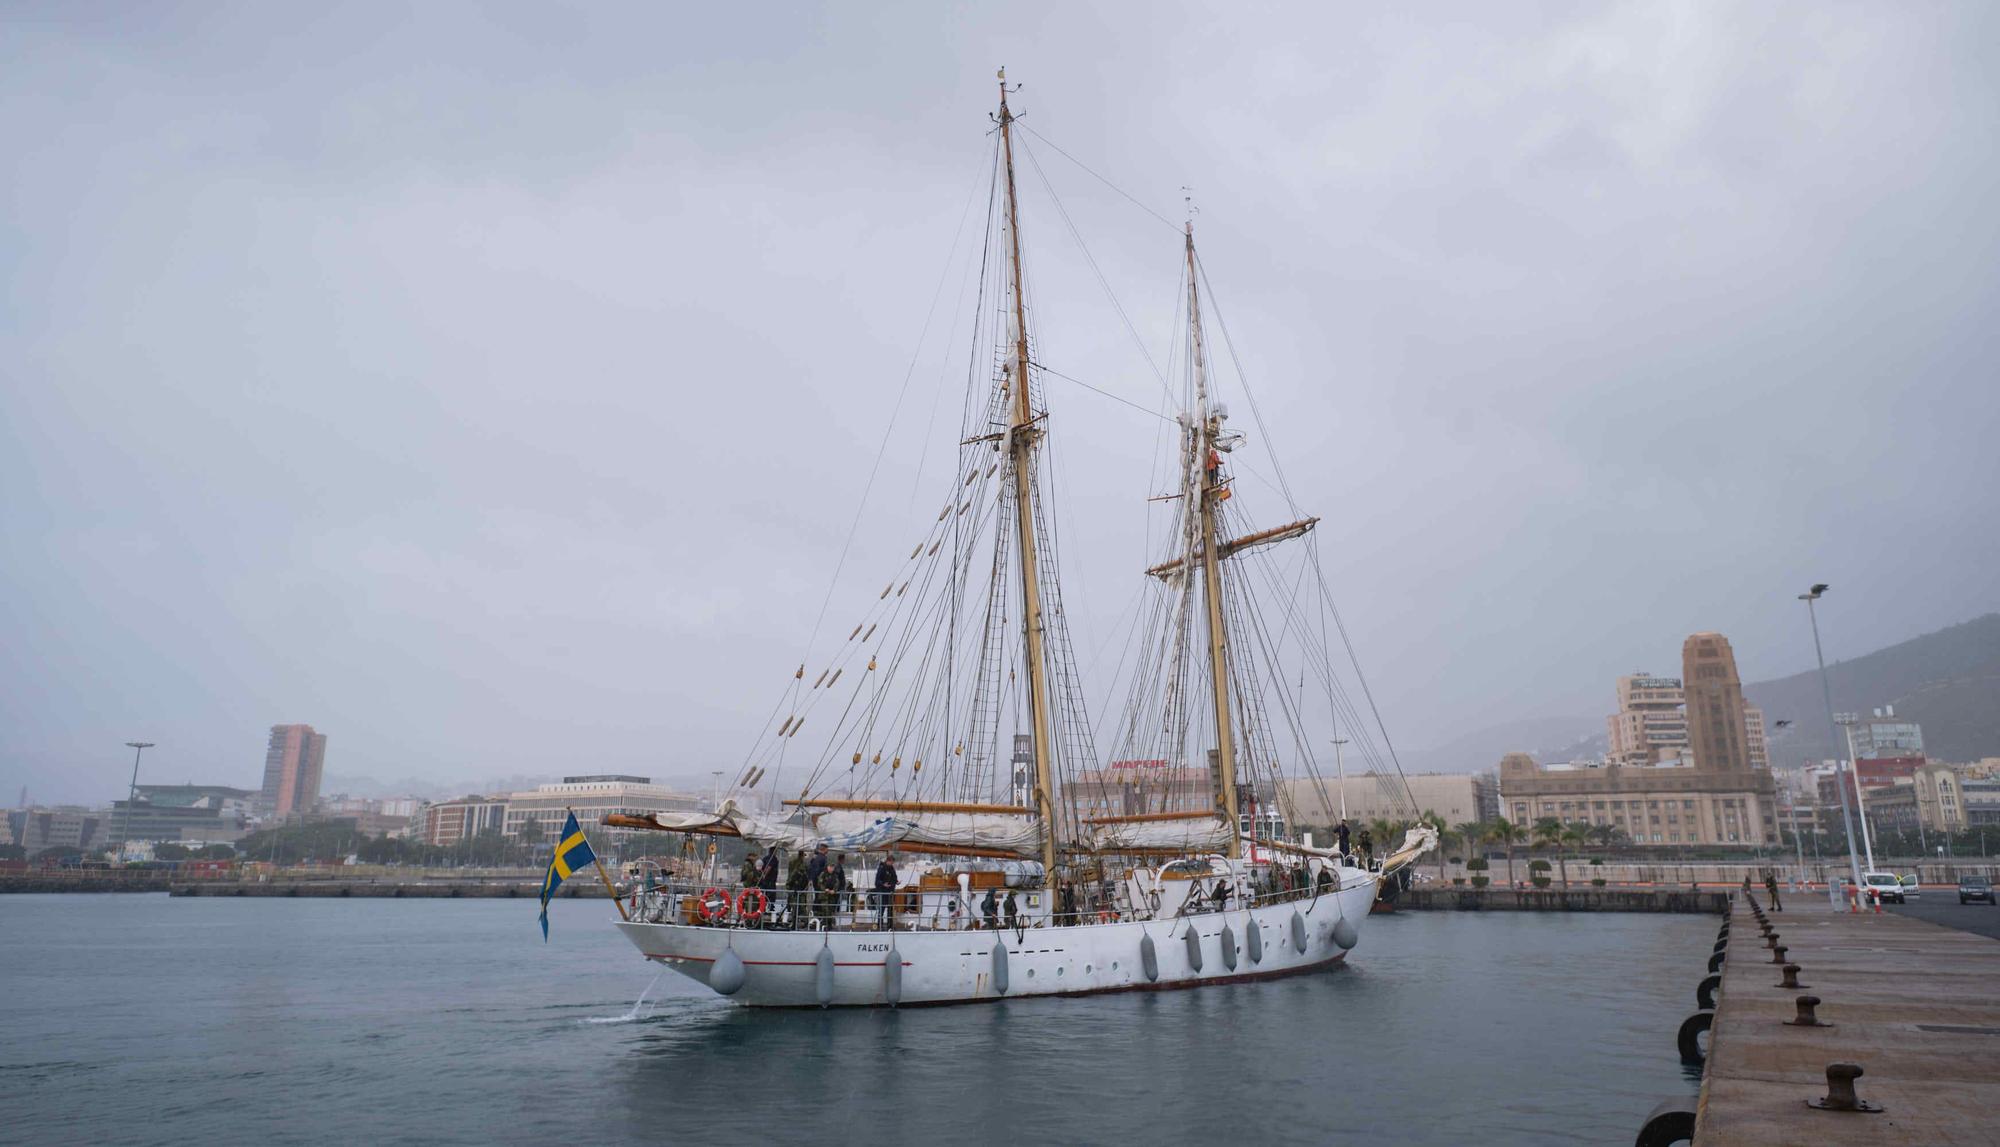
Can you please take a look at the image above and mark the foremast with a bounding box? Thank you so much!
[1184,224,1242,860]
[996,70,1062,878]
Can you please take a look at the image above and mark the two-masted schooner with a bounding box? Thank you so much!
[602,72,1434,1006]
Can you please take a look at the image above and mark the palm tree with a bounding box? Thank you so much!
[1532,818,1564,887]
[1419,810,1451,881]
[1560,826,1587,888]
[1485,818,1523,888]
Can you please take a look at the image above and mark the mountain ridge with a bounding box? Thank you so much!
[1396,613,2000,774]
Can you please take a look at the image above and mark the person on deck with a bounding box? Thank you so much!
[1765,872,1783,912]
[758,846,780,891]
[873,853,899,929]
[1358,829,1374,867]
[784,849,809,927]
[804,844,829,929]
[1058,880,1079,925]
[832,853,850,918]
[816,855,842,929]
[1209,879,1230,911]
[980,887,1000,930]
[739,852,760,889]
[1335,819,1352,858]
[1316,865,1335,895]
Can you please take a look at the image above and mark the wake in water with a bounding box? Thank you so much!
[583,971,665,1025]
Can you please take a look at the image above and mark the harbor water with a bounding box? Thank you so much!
[2,895,1706,1146]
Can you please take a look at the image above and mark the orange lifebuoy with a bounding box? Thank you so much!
[736,887,768,921]
[696,886,732,923]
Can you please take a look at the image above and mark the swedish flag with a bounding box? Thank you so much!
[539,811,599,941]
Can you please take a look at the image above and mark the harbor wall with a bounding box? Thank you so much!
[1399,888,1727,913]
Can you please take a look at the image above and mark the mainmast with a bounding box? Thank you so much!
[1186,224,1242,860]
[996,70,1062,878]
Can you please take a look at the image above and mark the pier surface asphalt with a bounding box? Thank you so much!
[1889,897,2000,941]
[1696,893,2000,1146]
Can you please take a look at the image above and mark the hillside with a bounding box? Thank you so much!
[1400,613,2000,773]
[1744,613,2000,768]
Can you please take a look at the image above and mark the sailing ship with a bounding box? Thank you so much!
[604,72,1434,1006]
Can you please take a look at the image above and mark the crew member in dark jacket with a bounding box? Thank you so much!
[803,844,829,929]
[758,846,780,891]
[874,854,900,928]
[1335,819,1352,858]
[980,887,1000,930]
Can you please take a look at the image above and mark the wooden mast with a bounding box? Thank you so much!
[1186,224,1242,860]
[996,70,1062,879]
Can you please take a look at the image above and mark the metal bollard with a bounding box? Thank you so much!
[1770,944,1788,965]
[1807,1063,1882,1113]
[1786,994,1830,1027]
[1776,963,1807,989]
[1763,931,1780,948]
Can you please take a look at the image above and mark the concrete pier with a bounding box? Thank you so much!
[1695,893,2000,1144]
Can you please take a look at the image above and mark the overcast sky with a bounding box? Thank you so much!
[5,2,1997,805]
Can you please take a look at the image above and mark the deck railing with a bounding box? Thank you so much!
[622,866,1373,931]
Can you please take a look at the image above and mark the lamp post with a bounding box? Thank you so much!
[115,741,154,863]
[1799,585,1865,907]
[1835,714,1877,872]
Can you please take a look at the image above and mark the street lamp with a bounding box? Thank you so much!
[1834,713,1878,872]
[1799,585,1865,907]
[116,741,154,863]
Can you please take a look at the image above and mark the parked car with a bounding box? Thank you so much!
[1859,871,1916,904]
[1960,875,1997,906]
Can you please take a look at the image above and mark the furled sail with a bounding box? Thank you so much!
[606,800,1045,860]
[1085,814,1236,854]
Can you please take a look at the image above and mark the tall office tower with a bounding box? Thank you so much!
[1742,703,1770,770]
[259,725,329,819]
[1682,633,1750,772]
[1605,673,1688,766]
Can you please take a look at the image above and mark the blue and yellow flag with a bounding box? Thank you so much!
[539,811,599,941]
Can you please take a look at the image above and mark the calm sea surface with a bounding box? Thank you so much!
[1,895,1706,1146]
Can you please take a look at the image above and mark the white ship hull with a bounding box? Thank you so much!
[614,874,1379,1007]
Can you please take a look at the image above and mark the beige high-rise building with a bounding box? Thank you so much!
[1607,674,1688,766]
[1743,704,1770,771]
[258,724,328,820]
[1683,633,1752,772]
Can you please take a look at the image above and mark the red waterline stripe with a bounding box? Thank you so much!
[643,954,910,967]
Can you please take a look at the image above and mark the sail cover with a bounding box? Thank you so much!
[618,800,1045,858]
[1084,815,1236,854]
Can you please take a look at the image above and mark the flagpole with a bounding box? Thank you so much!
[573,807,631,921]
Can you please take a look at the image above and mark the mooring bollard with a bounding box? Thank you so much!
[1807,1063,1882,1113]
[1786,995,1830,1028]
[1770,944,1789,965]
[1762,931,1780,948]
[1776,963,1807,989]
